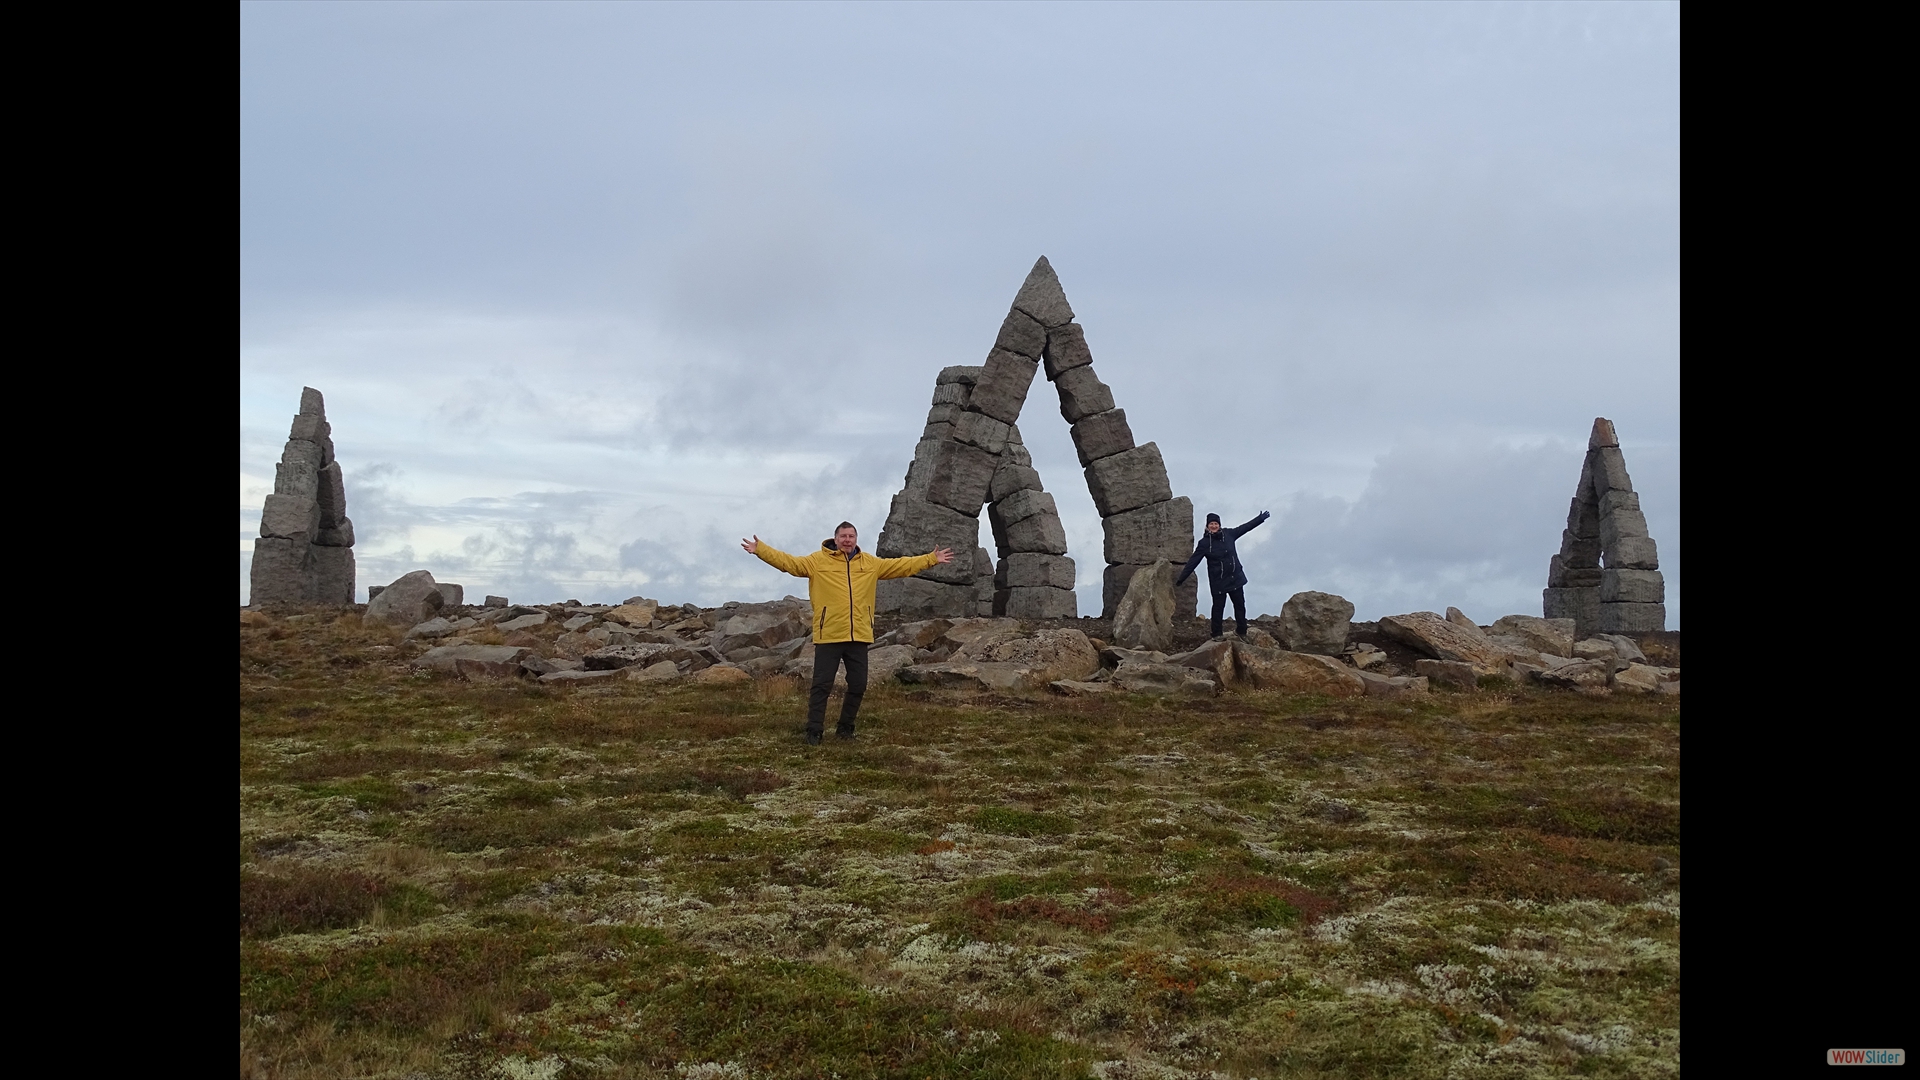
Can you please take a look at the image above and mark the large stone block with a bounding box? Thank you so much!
[1599,489,1639,519]
[932,382,969,407]
[998,552,1077,590]
[923,441,998,515]
[926,403,960,426]
[1588,417,1618,449]
[317,461,348,528]
[951,409,1012,455]
[1599,507,1650,551]
[260,494,320,541]
[878,499,980,584]
[1604,535,1660,570]
[1102,497,1195,564]
[994,308,1048,360]
[989,461,1044,501]
[248,537,314,606]
[311,544,355,604]
[1055,364,1114,423]
[993,488,1058,526]
[365,570,446,626]
[1488,614,1575,657]
[435,583,465,607]
[1071,409,1135,466]
[1596,602,1666,634]
[1559,529,1601,567]
[1588,446,1633,497]
[1002,586,1078,619]
[876,577,977,618]
[1085,443,1172,516]
[1104,562,1197,619]
[1232,646,1367,697]
[937,365,982,385]
[1601,568,1665,604]
[1566,495,1599,538]
[1043,322,1093,381]
[1378,611,1513,672]
[315,517,355,548]
[274,453,321,501]
[1111,560,1175,652]
[299,386,325,415]
[1004,511,1068,555]
[1012,256,1075,328]
[289,413,330,444]
[1277,591,1354,655]
[1542,586,1601,638]
[969,349,1039,425]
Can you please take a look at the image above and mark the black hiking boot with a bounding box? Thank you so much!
[804,731,822,745]
[834,727,856,741]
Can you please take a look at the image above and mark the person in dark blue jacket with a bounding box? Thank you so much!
[1175,510,1271,640]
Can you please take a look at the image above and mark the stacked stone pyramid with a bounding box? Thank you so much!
[249,387,356,605]
[877,257,1195,619]
[1543,418,1664,636]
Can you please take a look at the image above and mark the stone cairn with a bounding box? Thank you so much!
[877,257,1195,619]
[249,387,356,605]
[1542,417,1664,636]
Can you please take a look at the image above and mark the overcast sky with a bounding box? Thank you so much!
[241,1,1679,626]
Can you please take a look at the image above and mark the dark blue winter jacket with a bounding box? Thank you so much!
[1175,512,1270,595]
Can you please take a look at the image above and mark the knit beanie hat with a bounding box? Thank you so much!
[1206,513,1221,524]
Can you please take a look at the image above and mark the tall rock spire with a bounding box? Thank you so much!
[1543,418,1664,635]
[249,387,356,606]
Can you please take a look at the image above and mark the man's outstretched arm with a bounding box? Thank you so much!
[875,547,954,579]
[1173,541,1207,586]
[743,535,810,577]
[1230,511,1272,539]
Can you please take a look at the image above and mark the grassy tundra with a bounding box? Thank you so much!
[239,610,1679,1079]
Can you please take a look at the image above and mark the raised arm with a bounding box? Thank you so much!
[1173,538,1208,586]
[875,548,950,580]
[748,538,811,578]
[1230,511,1271,539]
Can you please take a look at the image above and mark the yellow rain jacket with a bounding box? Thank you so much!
[754,540,943,643]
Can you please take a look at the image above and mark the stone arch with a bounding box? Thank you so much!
[876,258,1197,619]
[1541,417,1666,637]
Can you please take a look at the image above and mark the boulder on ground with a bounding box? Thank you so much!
[1413,658,1477,690]
[1610,662,1679,693]
[1378,611,1514,673]
[1172,638,1237,688]
[434,583,464,607]
[711,603,809,655]
[969,629,1100,684]
[538,668,622,684]
[1111,559,1176,653]
[403,617,456,641]
[876,619,953,650]
[866,644,920,683]
[1536,658,1612,690]
[897,661,1032,692]
[1355,670,1430,699]
[1445,607,1477,631]
[940,618,1023,658]
[364,571,445,627]
[484,595,509,608]
[1111,660,1219,697]
[584,642,684,670]
[1594,633,1647,663]
[605,601,658,627]
[1489,615,1575,657]
[412,644,531,678]
[1049,679,1119,696]
[626,660,682,683]
[692,664,752,686]
[1276,591,1354,655]
[1230,644,1366,697]
[498,612,550,632]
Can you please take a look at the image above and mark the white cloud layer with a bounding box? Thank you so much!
[241,2,1679,625]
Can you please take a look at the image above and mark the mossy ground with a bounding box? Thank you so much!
[240,610,1680,1079]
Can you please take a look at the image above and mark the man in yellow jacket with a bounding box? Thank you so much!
[742,521,952,744]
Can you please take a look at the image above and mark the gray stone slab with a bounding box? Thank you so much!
[1085,443,1172,516]
[1277,590,1355,655]
[1588,417,1619,449]
[1596,602,1665,634]
[1043,322,1093,381]
[937,365,982,385]
[876,576,977,618]
[969,349,1039,425]
[1011,256,1076,328]
[365,570,446,626]
[317,461,348,528]
[310,544,355,604]
[951,409,1012,455]
[989,461,1044,501]
[289,413,330,444]
[1004,510,1068,555]
[1567,494,1599,538]
[299,386,325,415]
[1104,562,1197,619]
[993,487,1058,526]
[1603,535,1659,570]
[1548,553,1600,587]
[1054,364,1114,423]
[1002,585,1078,619]
[1541,586,1601,639]
[274,453,321,500]
[877,499,979,585]
[999,552,1077,590]
[921,421,954,442]
[1101,497,1195,565]
[932,382,969,407]
[925,403,960,426]
[1600,568,1665,604]
[1599,489,1639,519]
[1559,529,1601,566]
[994,308,1048,360]
[1071,409,1135,466]
[260,494,320,541]
[923,440,998,515]
[249,537,314,606]
[1599,507,1650,550]
[1588,446,1633,497]
[974,545,995,578]
[485,596,509,608]
[435,583,465,607]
